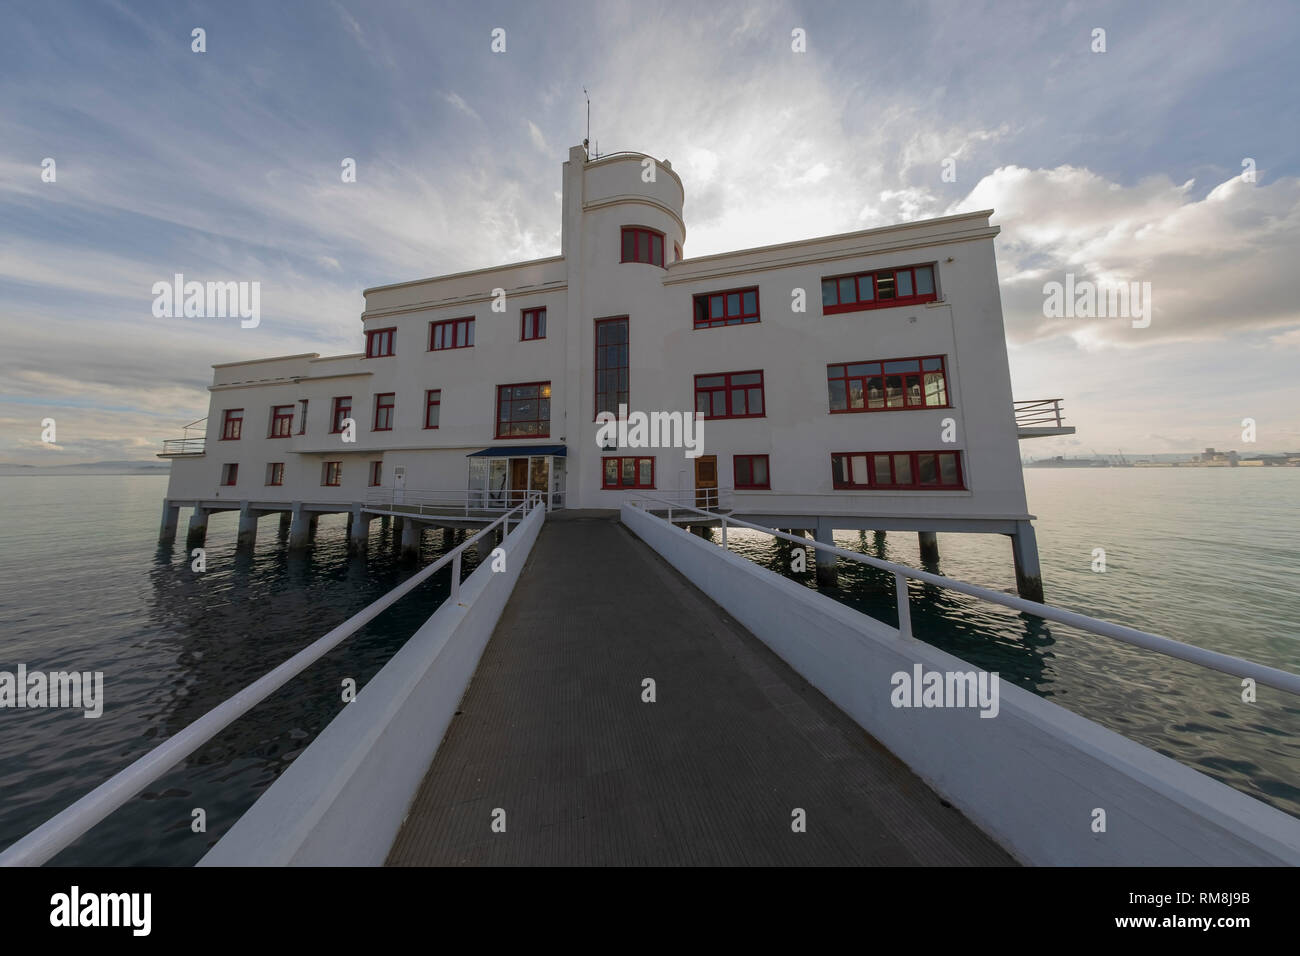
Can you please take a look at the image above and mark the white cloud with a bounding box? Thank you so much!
[951,167,1300,348]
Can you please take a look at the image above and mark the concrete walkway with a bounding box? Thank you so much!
[386,516,1013,866]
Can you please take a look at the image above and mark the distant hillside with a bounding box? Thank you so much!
[0,460,170,476]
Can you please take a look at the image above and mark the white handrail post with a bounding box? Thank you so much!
[451,549,461,603]
[895,572,912,638]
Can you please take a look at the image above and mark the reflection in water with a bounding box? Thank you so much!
[38,518,475,866]
[726,528,1300,819]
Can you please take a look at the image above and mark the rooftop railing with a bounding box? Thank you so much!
[0,492,545,867]
[628,494,1300,698]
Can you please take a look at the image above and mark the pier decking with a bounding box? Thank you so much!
[386,515,1013,866]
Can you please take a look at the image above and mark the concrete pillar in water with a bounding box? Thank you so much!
[813,519,838,587]
[918,531,939,563]
[381,515,391,530]
[400,520,421,559]
[158,500,180,545]
[236,501,259,550]
[1010,521,1044,602]
[393,516,405,535]
[186,506,209,549]
[287,503,311,550]
[348,505,369,556]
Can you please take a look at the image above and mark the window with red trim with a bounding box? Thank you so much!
[424,389,441,429]
[297,399,308,434]
[220,463,238,486]
[602,456,655,489]
[595,317,628,416]
[620,226,664,266]
[220,408,243,441]
[269,404,294,437]
[373,393,395,431]
[429,317,474,350]
[827,356,948,412]
[831,451,964,490]
[693,287,759,329]
[495,382,551,438]
[695,370,765,419]
[369,461,382,487]
[521,307,546,340]
[266,462,284,486]
[733,454,770,490]
[330,396,352,433]
[322,461,342,486]
[365,327,395,357]
[821,264,937,314]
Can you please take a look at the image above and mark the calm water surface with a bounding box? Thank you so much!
[0,476,476,865]
[0,469,1296,865]
[726,468,1300,818]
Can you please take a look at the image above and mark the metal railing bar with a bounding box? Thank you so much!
[632,494,1300,697]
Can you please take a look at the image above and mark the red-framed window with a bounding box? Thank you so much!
[620,226,664,266]
[330,396,352,433]
[521,307,546,341]
[602,456,655,489]
[733,454,770,490]
[322,461,342,486]
[821,264,937,314]
[430,316,474,350]
[828,356,948,412]
[595,317,628,417]
[297,399,308,434]
[831,451,964,490]
[220,408,243,441]
[269,404,294,437]
[365,327,395,358]
[373,392,395,431]
[693,287,760,329]
[495,381,551,438]
[695,370,765,419]
[266,462,284,486]
[424,389,441,429]
[369,461,382,487]
[220,463,238,486]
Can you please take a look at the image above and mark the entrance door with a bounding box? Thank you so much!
[695,455,717,509]
[509,458,529,507]
[393,466,406,506]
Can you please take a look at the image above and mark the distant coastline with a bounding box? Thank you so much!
[0,461,169,477]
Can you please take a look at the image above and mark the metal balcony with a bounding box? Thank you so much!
[1014,399,1076,439]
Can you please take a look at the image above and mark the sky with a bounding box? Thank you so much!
[1,0,1298,464]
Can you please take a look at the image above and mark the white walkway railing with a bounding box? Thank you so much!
[365,487,557,515]
[628,494,1300,697]
[0,493,545,867]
